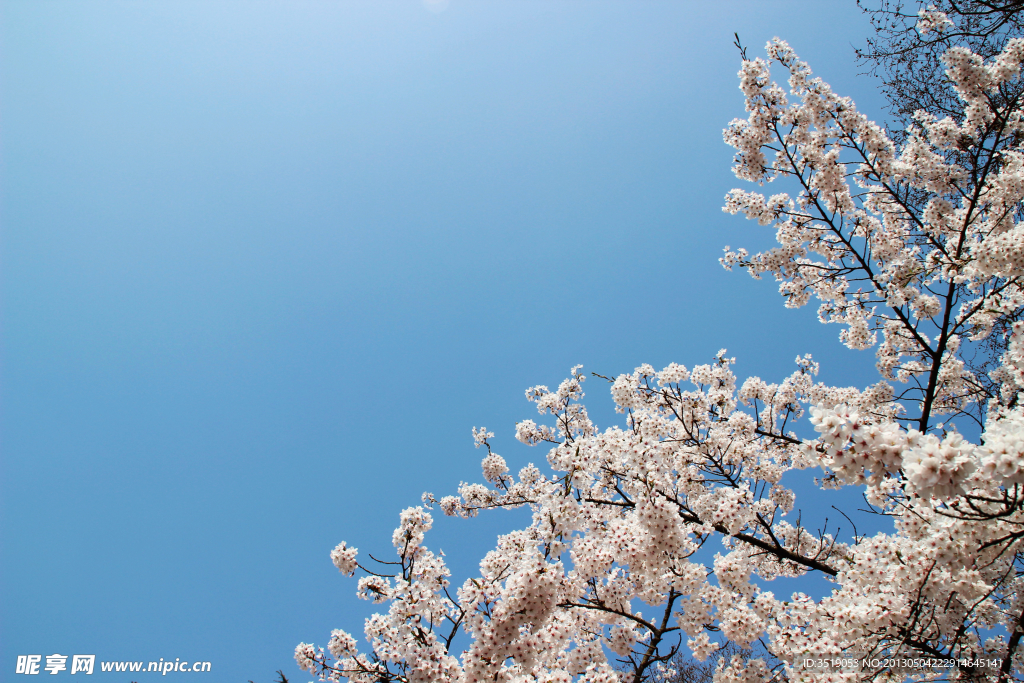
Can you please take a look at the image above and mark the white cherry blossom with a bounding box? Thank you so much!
[299,28,1024,683]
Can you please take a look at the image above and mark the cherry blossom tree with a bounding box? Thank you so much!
[652,642,752,683]
[296,7,1024,683]
[858,0,1024,141]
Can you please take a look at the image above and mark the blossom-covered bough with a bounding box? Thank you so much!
[297,9,1024,683]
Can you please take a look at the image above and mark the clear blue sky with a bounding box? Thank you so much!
[2,2,888,681]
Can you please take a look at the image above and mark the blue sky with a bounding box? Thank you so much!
[2,2,890,681]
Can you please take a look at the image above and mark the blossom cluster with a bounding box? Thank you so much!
[298,32,1024,683]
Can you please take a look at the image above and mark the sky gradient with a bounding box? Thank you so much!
[2,2,891,680]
